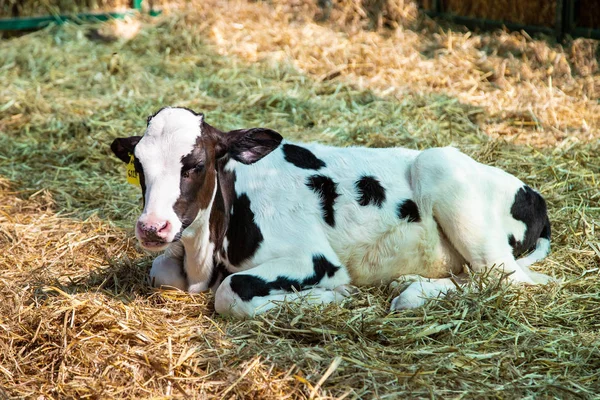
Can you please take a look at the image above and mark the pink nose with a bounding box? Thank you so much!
[137,216,171,242]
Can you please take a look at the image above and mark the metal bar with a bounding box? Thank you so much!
[565,0,575,36]
[555,0,565,39]
[565,0,577,33]
[422,11,556,36]
[422,3,599,40]
[558,0,575,40]
[571,26,600,40]
[0,11,135,31]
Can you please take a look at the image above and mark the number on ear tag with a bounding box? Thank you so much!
[126,153,141,186]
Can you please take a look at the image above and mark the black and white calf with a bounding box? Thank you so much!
[111,107,553,317]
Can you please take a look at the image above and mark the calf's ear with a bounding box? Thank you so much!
[111,136,142,163]
[224,128,283,165]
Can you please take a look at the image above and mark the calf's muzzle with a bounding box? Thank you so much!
[136,215,173,248]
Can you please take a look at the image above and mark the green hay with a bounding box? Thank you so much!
[1,0,131,18]
[0,3,599,399]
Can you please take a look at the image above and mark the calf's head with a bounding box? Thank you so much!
[111,107,282,251]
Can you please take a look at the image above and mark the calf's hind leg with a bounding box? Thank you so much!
[410,147,545,285]
[214,254,352,318]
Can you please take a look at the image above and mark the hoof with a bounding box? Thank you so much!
[390,282,428,311]
[334,284,359,297]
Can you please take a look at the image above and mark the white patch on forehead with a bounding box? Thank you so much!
[134,107,205,231]
[145,108,203,141]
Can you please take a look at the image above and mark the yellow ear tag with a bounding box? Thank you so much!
[126,153,141,186]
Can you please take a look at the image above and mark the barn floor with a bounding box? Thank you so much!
[1,1,599,398]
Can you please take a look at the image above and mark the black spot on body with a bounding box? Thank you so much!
[229,254,341,301]
[270,276,303,292]
[508,234,517,249]
[226,193,264,266]
[306,175,339,227]
[355,175,386,207]
[308,254,340,282]
[283,144,326,170]
[540,224,551,240]
[230,275,270,301]
[397,199,421,222]
[508,185,551,257]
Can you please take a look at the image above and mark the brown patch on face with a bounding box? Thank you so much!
[171,120,240,241]
[172,134,218,230]
[169,120,239,266]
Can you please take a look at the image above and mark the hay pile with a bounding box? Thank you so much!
[0,1,599,398]
[207,0,600,146]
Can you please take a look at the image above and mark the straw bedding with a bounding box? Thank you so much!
[0,1,599,398]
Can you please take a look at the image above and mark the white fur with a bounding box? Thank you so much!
[134,108,204,244]
[213,142,551,315]
[136,109,553,317]
[224,145,465,283]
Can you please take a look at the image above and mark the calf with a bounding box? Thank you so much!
[111,107,553,317]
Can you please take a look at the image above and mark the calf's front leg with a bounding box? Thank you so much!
[390,274,468,311]
[149,242,187,291]
[214,254,352,318]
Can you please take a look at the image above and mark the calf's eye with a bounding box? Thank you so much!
[181,164,203,179]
